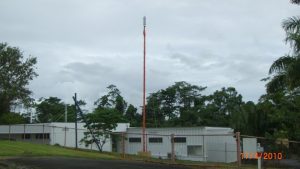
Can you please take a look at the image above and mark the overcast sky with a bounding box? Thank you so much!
[0,0,299,111]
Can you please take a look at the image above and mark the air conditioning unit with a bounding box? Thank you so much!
[167,153,176,159]
[167,153,171,159]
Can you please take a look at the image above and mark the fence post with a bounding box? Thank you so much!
[52,126,54,145]
[23,124,26,140]
[236,132,241,168]
[171,134,175,162]
[64,127,67,147]
[202,135,205,161]
[146,133,148,152]
[225,142,227,163]
[8,125,11,141]
[42,124,45,144]
[122,132,125,159]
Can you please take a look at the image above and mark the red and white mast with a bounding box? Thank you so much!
[142,16,147,152]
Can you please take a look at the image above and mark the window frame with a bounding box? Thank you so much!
[22,134,31,139]
[149,137,163,143]
[35,133,50,139]
[129,137,141,143]
[173,137,186,143]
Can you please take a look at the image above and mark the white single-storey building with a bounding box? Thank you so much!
[0,123,237,163]
[119,127,237,163]
[0,122,129,152]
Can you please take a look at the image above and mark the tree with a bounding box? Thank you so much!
[36,97,84,123]
[172,81,206,126]
[115,95,127,114]
[94,85,127,115]
[258,92,300,140]
[146,81,206,126]
[261,2,300,154]
[36,97,65,123]
[124,104,141,127]
[82,85,129,151]
[146,92,165,127]
[21,108,35,123]
[0,43,38,115]
[81,108,123,152]
[266,56,295,93]
[291,0,300,4]
[283,16,300,54]
[266,1,300,93]
[205,87,244,127]
[230,101,258,135]
[0,112,26,124]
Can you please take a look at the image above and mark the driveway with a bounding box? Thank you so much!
[3,157,190,169]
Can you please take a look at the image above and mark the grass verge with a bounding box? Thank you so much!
[0,140,116,160]
[0,140,286,169]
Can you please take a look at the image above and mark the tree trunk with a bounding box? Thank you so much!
[0,95,11,114]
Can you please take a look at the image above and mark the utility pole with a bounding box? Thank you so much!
[142,16,147,152]
[65,104,68,123]
[72,94,102,152]
[30,109,33,123]
[236,132,241,168]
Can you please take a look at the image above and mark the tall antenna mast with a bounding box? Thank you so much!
[142,16,147,152]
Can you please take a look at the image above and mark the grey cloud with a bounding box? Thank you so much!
[62,62,112,80]
[169,52,224,70]
[1,0,299,110]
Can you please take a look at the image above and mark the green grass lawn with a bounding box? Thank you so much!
[0,140,117,159]
[0,141,284,169]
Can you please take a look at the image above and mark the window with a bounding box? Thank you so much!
[187,145,203,156]
[129,137,141,143]
[35,133,50,139]
[173,137,186,143]
[44,133,50,139]
[36,134,42,139]
[149,137,163,143]
[22,134,31,139]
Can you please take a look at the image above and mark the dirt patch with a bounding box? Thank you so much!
[5,157,190,169]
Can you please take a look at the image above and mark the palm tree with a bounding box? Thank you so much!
[283,16,300,54]
[267,55,300,93]
[266,3,300,93]
[291,0,300,5]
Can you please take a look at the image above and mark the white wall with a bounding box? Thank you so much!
[0,124,237,162]
[123,127,237,163]
[0,124,52,134]
[125,127,206,160]
[49,122,129,152]
[0,123,129,153]
[204,127,237,163]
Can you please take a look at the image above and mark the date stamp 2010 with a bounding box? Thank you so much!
[241,152,284,160]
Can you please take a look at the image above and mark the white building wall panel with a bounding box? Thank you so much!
[205,135,237,162]
[0,126,9,133]
[0,124,52,134]
[27,124,52,133]
[124,127,236,163]
[147,135,170,157]
[49,123,114,152]
[0,123,128,153]
[174,143,187,157]
[9,125,25,133]
[147,142,166,157]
